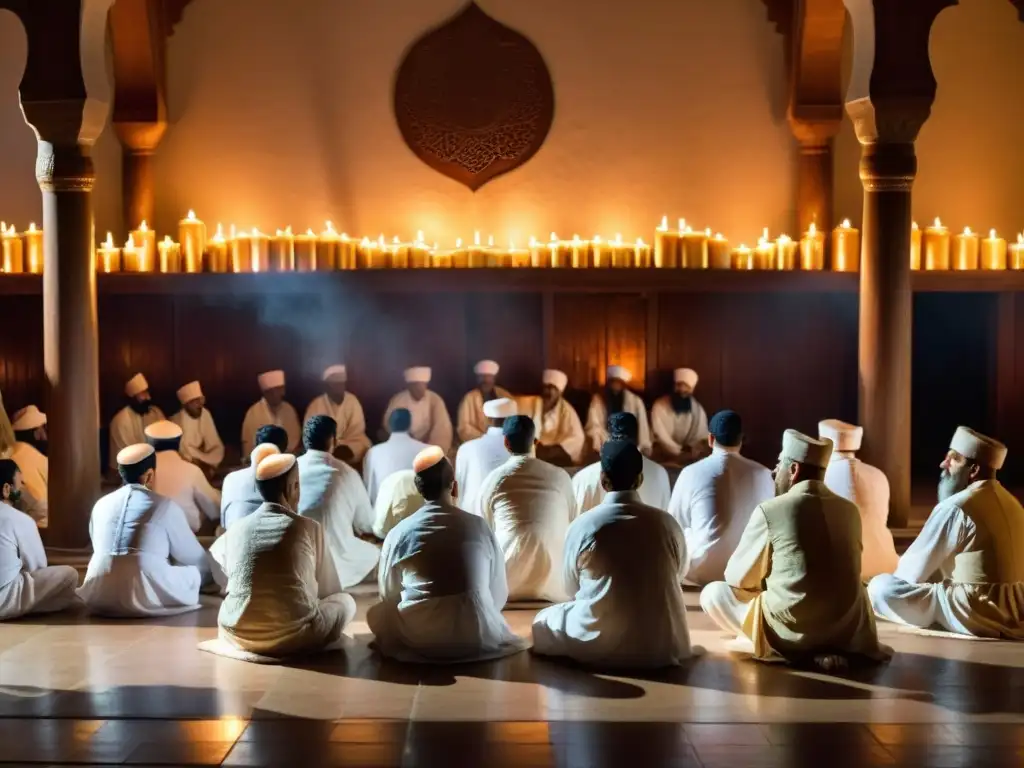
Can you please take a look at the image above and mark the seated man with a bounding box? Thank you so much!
[476,416,577,602]
[533,441,696,668]
[669,410,774,586]
[79,444,211,617]
[0,459,78,620]
[651,368,710,465]
[368,446,528,663]
[304,365,371,464]
[218,453,357,657]
[170,381,225,472]
[372,469,424,540]
[573,412,670,513]
[145,421,221,533]
[382,367,453,453]
[241,370,301,455]
[701,429,888,669]
[109,373,165,470]
[10,405,48,526]
[297,415,379,588]
[363,409,429,504]
[454,397,515,514]
[585,366,652,457]
[221,424,289,530]
[532,369,585,467]
[456,359,512,443]
[868,427,1024,638]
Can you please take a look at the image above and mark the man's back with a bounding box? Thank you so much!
[364,433,428,503]
[151,451,219,531]
[825,456,897,578]
[221,466,261,530]
[455,429,510,513]
[946,480,1024,584]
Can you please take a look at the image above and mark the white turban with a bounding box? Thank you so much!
[950,426,1007,470]
[483,397,517,419]
[818,419,863,453]
[117,443,155,466]
[781,429,833,468]
[125,373,149,398]
[144,420,184,441]
[543,369,568,393]
[322,365,347,382]
[607,365,632,383]
[405,367,432,384]
[256,453,296,481]
[176,381,203,404]
[258,370,286,391]
[474,360,500,376]
[674,368,699,389]
[11,405,46,431]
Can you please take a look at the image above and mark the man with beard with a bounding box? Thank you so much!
[585,366,652,457]
[651,368,709,465]
[868,427,1024,639]
[532,370,585,467]
[456,360,512,444]
[109,373,165,470]
[303,365,371,464]
[383,367,453,454]
[170,381,224,473]
[10,405,48,525]
[701,429,888,670]
[242,370,301,455]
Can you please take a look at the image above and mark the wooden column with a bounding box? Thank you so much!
[116,124,166,230]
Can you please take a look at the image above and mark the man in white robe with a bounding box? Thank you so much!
[109,373,165,470]
[368,446,528,663]
[533,441,696,667]
[218,453,357,657]
[145,421,221,533]
[868,427,1024,638]
[476,416,577,602]
[372,469,424,540]
[573,412,670,513]
[10,405,48,526]
[382,367,453,453]
[819,419,898,580]
[220,426,288,530]
[532,369,585,467]
[79,444,211,617]
[170,381,225,471]
[585,365,652,457]
[456,360,512,444]
[363,409,429,504]
[455,397,514,514]
[241,370,301,455]
[652,368,710,465]
[669,410,774,586]
[0,459,78,620]
[297,415,379,588]
[303,365,371,464]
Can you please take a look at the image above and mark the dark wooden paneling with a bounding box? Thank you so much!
[0,295,43,414]
[464,293,544,396]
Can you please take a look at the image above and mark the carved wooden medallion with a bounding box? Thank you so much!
[393,2,556,192]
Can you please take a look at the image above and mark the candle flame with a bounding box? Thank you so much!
[934,217,943,228]
[705,228,712,237]
[678,218,686,232]
[187,210,197,221]
[550,232,558,242]
[738,244,750,251]
[614,233,623,245]
[162,235,174,245]
[126,234,136,248]
[139,220,149,232]
[841,219,852,229]
[285,226,293,236]
[276,229,288,237]
[593,235,603,244]
[762,227,770,241]
[636,238,647,247]
[912,222,919,231]
[432,242,438,250]
[104,232,115,248]
[360,236,371,247]
[808,223,817,236]
[341,232,349,240]
[456,238,463,248]
[683,225,693,234]
[963,226,973,236]
[487,235,494,247]
[6,225,13,236]
[306,228,316,237]
[990,229,998,240]
[509,239,516,250]
[1018,234,1023,245]
[393,236,401,244]
[230,224,237,238]
[324,220,337,234]
[474,231,481,246]
[658,216,668,231]
[214,223,225,240]
[416,230,424,242]
[28,222,37,233]
[572,234,582,242]
[715,233,724,240]
[252,228,263,237]
[778,234,792,244]
[377,234,385,248]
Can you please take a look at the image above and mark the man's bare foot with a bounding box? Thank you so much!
[812,653,849,673]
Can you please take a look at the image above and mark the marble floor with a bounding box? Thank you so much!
[3,588,1024,767]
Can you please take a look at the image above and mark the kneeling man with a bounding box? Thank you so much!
[868,427,1024,639]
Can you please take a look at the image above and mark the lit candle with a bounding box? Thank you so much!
[831,219,860,272]
[775,234,798,270]
[981,229,1007,271]
[231,229,252,273]
[250,229,270,272]
[610,234,634,268]
[910,222,922,270]
[755,229,775,270]
[1,223,23,273]
[799,222,824,270]
[390,236,411,269]
[592,235,614,268]
[23,222,43,274]
[1010,234,1024,270]
[508,239,530,268]
[433,242,454,269]
[122,234,143,272]
[952,226,979,271]
[732,244,755,270]
[555,233,576,268]
[96,231,120,273]
[707,231,731,269]
[365,234,390,269]
[129,220,156,272]
[529,236,550,268]
[923,218,951,270]
[206,224,229,273]
[158,235,182,273]
[317,221,340,271]
[406,231,428,268]
[270,227,295,271]
[680,222,709,269]
[635,238,652,269]
[654,216,680,268]
[338,233,357,270]
[451,237,469,268]
[468,231,487,268]
[178,210,206,274]
[295,229,317,271]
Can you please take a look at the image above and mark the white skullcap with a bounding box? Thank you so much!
[11,405,46,431]
[607,365,632,383]
[674,368,699,388]
[781,429,833,468]
[542,369,568,393]
[258,370,286,391]
[125,373,149,397]
[950,426,1007,470]
[413,445,446,473]
[144,420,183,441]
[322,365,347,382]
[483,397,517,419]
[818,419,863,453]
[255,453,296,481]
[250,443,280,467]
[405,367,432,383]
[176,381,203,404]
[474,360,500,376]
[117,443,155,466]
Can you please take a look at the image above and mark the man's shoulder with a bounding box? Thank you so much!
[572,461,601,485]
[110,406,132,423]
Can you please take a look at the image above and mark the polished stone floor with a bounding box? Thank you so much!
[3,588,1024,767]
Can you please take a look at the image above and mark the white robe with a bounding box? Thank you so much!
[109,405,165,469]
[454,427,510,514]
[585,391,653,456]
[456,387,512,443]
[372,470,424,540]
[533,397,586,464]
[367,500,529,663]
[382,390,453,453]
[533,490,694,667]
[170,408,225,468]
[668,447,775,586]
[572,455,671,514]
[240,398,301,456]
[362,432,430,505]
[218,503,356,656]
[151,450,221,533]
[651,396,709,456]
[476,455,577,602]
[303,393,372,462]
[10,441,47,526]
[824,453,899,580]
[78,485,210,617]
[0,502,78,620]
[297,450,379,588]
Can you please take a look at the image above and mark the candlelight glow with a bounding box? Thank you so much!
[474,231,481,246]
[808,223,817,236]
[456,238,463,248]
[377,234,385,248]
[230,224,237,238]
[572,234,582,243]
[963,226,973,236]
[841,219,852,229]
[325,220,336,234]
[212,224,226,242]
[104,232,115,248]
[658,216,668,231]
[778,234,792,244]
[529,236,538,247]
[714,232,724,240]
[550,232,558,242]
[934,218,944,229]
[187,210,197,221]
[593,235,603,244]
[913,222,919,231]
[1019,234,1023,245]
[990,229,998,239]
[125,234,136,248]
[487,235,494,248]
[162,235,174,245]
[393,236,401,245]
[614,233,623,246]
[139,220,149,232]
[28,222,37,233]
[360,236,371,247]
[305,228,316,237]
[678,219,686,231]
[416,230,425,243]
[762,227,770,241]
[636,238,647,247]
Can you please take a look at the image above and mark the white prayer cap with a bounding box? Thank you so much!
[405,367,432,384]
[781,428,833,468]
[674,368,699,388]
[144,420,183,441]
[607,365,632,383]
[11,405,46,431]
[176,381,203,404]
[117,443,155,466]
[950,426,1007,470]
[818,419,863,453]
[413,445,446,473]
[483,397,517,419]
[542,369,568,393]
[255,453,296,481]
[250,443,281,467]
[125,373,149,397]
[322,365,347,382]
[258,370,286,391]
[474,360,500,376]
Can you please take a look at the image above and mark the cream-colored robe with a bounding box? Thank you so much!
[651,396,709,456]
[571,455,671,514]
[824,453,899,580]
[151,450,221,533]
[240,398,301,456]
[585,391,652,456]
[109,405,165,469]
[171,408,225,468]
[0,501,78,620]
[363,432,430,505]
[10,441,47,526]
[372,470,424,540]
[382,390,453,454]
[456,387,512,443]
[532,397,585,464]
[303,393,372,462]
[454,427,510,514]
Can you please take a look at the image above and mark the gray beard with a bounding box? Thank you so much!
[938,469,970,502]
